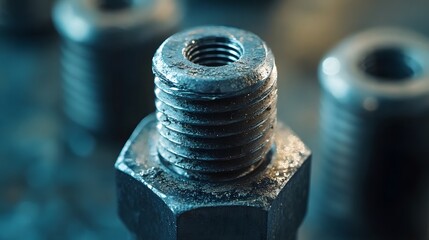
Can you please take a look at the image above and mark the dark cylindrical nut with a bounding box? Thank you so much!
[115,26,311,240]
[53,0,181,141]
[308,28,429,239]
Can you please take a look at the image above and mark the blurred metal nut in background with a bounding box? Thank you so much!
[115,26,311,240]
[0,0,54,32]
[53,0,182,141]
[307,28,429,239]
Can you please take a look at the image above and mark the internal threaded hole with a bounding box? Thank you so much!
[360,47,421,81]
[184,37,243,67]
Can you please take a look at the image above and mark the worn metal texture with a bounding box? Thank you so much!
[306,28,429,240]
[153,26,277,181]
[116,26,311,239]
[0,0,54,33]
[116,115,310,240]
[53,0,181,141]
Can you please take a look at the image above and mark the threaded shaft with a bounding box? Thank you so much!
[316,94,429,238]
[155,74,277,180]
[61,40,154,140]
[153,27,277,181]
[62,41,106,132]
[312,94,377,237]
[310,29,429,239]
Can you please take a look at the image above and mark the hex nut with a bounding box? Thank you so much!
[116,115,310,240]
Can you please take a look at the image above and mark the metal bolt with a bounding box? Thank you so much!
[115,26,311,240]
[307,28,429,239]
[53,0,181,141]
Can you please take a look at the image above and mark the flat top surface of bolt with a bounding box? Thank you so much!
[53,0,180,44]
[320,28,429,115]
[153,26,275,95]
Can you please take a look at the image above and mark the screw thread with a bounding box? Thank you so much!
[61,40,154,139]
[155,72,277,180]
[312,93,377,236]
[316,92,429,238]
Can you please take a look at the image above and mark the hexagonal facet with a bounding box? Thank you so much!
[116,114,311,240]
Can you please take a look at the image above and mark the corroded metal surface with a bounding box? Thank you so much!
[153,26,277,180]
[116,115,310,240]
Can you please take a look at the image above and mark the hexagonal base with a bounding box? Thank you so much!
[116,114,311,240]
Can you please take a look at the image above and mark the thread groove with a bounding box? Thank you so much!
[314,92,429,238]
[155,91,277,125]
[157,107,276,138]
[312,94,372,230]
[157,117,275,149]
[156,89,276,174]
[61,40,151,137]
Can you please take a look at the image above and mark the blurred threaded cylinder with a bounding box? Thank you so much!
[61,40,153,139]
[308,28,429,239]
[53,0,181,141]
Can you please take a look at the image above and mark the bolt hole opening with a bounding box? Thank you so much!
[184,36,244,67]
[360,47,422,81]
